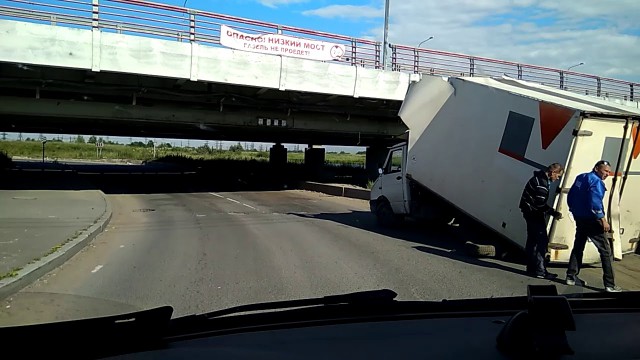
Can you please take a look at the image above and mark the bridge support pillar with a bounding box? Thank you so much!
[269,143,287,168]
[304,146,325,180]
[366,144,388,181]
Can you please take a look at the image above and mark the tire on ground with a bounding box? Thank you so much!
[375,200,396,227]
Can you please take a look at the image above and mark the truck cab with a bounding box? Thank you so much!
[369,143,409,225]
[370,143,455,227]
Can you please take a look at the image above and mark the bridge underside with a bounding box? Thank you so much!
[0,62,406,146]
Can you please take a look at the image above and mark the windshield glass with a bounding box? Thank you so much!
[1,0,639,327]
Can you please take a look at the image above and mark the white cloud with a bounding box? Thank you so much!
[302,5,382,19]
[304,0,640,82]
[258,0,307,8]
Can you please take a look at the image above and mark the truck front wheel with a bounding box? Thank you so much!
[375,200,398,227]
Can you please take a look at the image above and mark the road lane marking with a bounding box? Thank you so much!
[212,192,255,209]
[196,214,206,217]
[91,265,103,273]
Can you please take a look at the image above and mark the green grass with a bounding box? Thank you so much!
[0,140,365,166]
[0,267,22,280]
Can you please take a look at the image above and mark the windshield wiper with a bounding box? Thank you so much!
[201,288,398,319]
[166,289,399,337]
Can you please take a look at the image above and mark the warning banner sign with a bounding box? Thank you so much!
[220,25,346,61]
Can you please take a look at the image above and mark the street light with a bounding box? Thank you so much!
[415,37,434,74]
[567,62,584,71]
[40,137,47,164]
[418,36,434,48]
[382,0,390,69]
[564,62,584,90]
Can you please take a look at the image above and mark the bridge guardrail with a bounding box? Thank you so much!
[0,0,636,102]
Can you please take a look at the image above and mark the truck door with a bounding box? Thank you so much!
[617,120,640,257]
[380,146,407,214]
[552,116,639,263]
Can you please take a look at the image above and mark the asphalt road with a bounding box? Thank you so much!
[0,190,596,325]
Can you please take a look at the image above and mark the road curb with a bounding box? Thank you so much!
[300,181,370,200]
[0,191,113,300]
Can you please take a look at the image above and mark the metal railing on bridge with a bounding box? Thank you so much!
[0,0,636,102]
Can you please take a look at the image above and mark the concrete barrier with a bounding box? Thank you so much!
[300,181,370,200]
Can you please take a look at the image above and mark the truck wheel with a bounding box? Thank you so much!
[375,201,396,227]
[464,241,496,258]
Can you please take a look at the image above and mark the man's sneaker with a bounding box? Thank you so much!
[536,272,558,280]
[566,276,587,286]
[605,286,622,293]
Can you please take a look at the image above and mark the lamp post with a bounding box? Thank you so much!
[567,62,584,71]
[382,0,390,69]
[418,36,434,48]
[564,62,584,90]
[40,137,47,164]
[415,37,433,73]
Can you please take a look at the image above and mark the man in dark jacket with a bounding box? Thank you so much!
[519,163,564,279]
[565,160,621,292]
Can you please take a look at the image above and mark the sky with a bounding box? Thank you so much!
[4,0,640,150]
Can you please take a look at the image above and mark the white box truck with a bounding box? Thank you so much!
[370,75,640,264]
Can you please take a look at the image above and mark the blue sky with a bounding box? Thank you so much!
[178,0,381,35]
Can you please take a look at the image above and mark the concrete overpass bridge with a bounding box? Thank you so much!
[0,0,638,170]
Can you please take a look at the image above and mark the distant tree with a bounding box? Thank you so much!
[229,143,244,152]
[76,135,86,144]
[88,136,97,144]
[147,140,155,148]
[97,137,104,144]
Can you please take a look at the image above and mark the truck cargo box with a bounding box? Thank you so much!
[385,75,640,264]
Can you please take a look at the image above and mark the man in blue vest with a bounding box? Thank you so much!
[566,160,621,292]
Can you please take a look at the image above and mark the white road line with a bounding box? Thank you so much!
[91,265,103,273]
[196,214,206,217]
[212,192,254,209]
